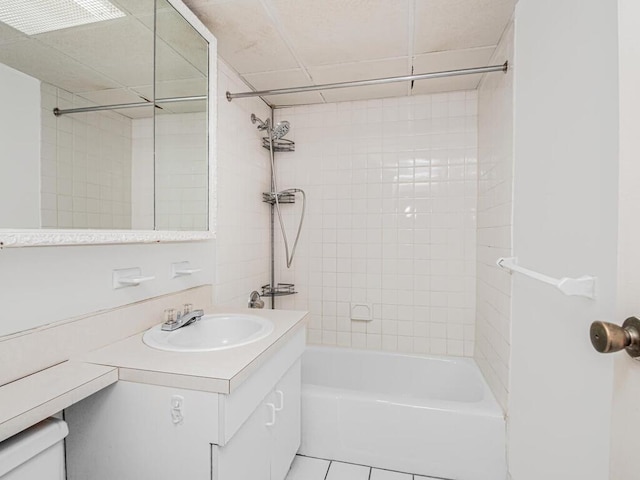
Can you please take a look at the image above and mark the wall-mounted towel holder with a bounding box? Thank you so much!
[171,261,202,278]
[496,257,597,300]
[113,267,155,289]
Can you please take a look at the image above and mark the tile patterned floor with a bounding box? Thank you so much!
[285,455,443,480]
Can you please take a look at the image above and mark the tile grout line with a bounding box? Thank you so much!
[323,460,332,480]
[296,454,422,478]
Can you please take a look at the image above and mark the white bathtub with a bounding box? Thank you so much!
[299,347,506,480]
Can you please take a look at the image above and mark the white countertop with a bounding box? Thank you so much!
[76,307,308,394]
[0,361,118,443]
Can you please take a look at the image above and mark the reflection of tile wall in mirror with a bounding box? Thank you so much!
[0,0,209,232]
[153,111,209,231]
[40,83,136,229]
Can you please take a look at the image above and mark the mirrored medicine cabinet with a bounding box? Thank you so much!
[0,0,216,247]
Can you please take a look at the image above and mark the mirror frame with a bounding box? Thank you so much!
[0,0,217,248]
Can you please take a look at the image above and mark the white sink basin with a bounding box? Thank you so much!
[143,313,274,352]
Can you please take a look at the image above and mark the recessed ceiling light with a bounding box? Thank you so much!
[0,0,125,36]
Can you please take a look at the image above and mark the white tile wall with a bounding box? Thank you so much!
[475,23,514,411]
[131,112,209,231]
[40,83,133,229]
[214,61,272,306]
[273,92,478,356]
[155,112,209,231]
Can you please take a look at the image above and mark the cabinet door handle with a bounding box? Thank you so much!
[275,390,284,412]
[265,403,276,426]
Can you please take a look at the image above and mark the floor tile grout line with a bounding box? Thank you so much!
[296,453,418,477]
[292,454,444,480]
[323,460,331,480]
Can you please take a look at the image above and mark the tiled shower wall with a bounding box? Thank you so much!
[475,23,514,411]
[214,61,272,305]
[273,92,478,356]
[130,112,208,231]
[40,83,133,229]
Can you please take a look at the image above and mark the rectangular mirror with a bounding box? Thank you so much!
[0,0,214,245]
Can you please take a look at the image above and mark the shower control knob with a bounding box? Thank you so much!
[590,317,640,358]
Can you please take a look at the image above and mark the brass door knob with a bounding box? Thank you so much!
[590,317,640,358]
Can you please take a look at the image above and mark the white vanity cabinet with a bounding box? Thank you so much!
[65,329,304,480]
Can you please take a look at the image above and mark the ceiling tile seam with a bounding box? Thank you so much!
[413,44,500,57]
[407,0,415,96]
[257,0,327,103]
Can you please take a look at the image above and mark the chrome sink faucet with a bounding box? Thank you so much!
[161,304,204,331]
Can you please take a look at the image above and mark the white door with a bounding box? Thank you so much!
[608,0,640,477]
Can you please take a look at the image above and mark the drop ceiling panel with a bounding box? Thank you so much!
[110,0,155,17]
[0,39,121,93]
[269,0,410,66]
[138,78,208,100]
[156,41,207,85]
[307,57,410,103]
[37,17,154,87]
[411,47,495,95]
[185,0,299,74]
[241,68,324,105]
[155,10,209,75]
[414,0,515,54]
[309,57,410,84]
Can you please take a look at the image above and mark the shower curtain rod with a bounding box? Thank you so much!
[226,62,508,101]
[53,94,207,116]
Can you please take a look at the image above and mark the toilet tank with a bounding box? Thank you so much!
[0,418,68,480]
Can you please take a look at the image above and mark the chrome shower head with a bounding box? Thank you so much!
[271,120,290,140]
[251,113,270,131]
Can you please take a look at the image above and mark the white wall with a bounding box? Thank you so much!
[0,241,215,338]
[0,63,40,228]
[475,23,514,412]
[610,0,640,476]
[274,93,478,355]
[214,61,272,306]
[509,1,619,478]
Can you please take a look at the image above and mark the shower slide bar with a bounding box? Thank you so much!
[53,95,207,116]
[497,257,597,299]
[226,62,508,101]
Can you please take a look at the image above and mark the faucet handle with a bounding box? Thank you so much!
[164,308,177,324]
[183,303,193,315]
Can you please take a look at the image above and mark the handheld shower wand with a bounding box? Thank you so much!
[251,113,304,268]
